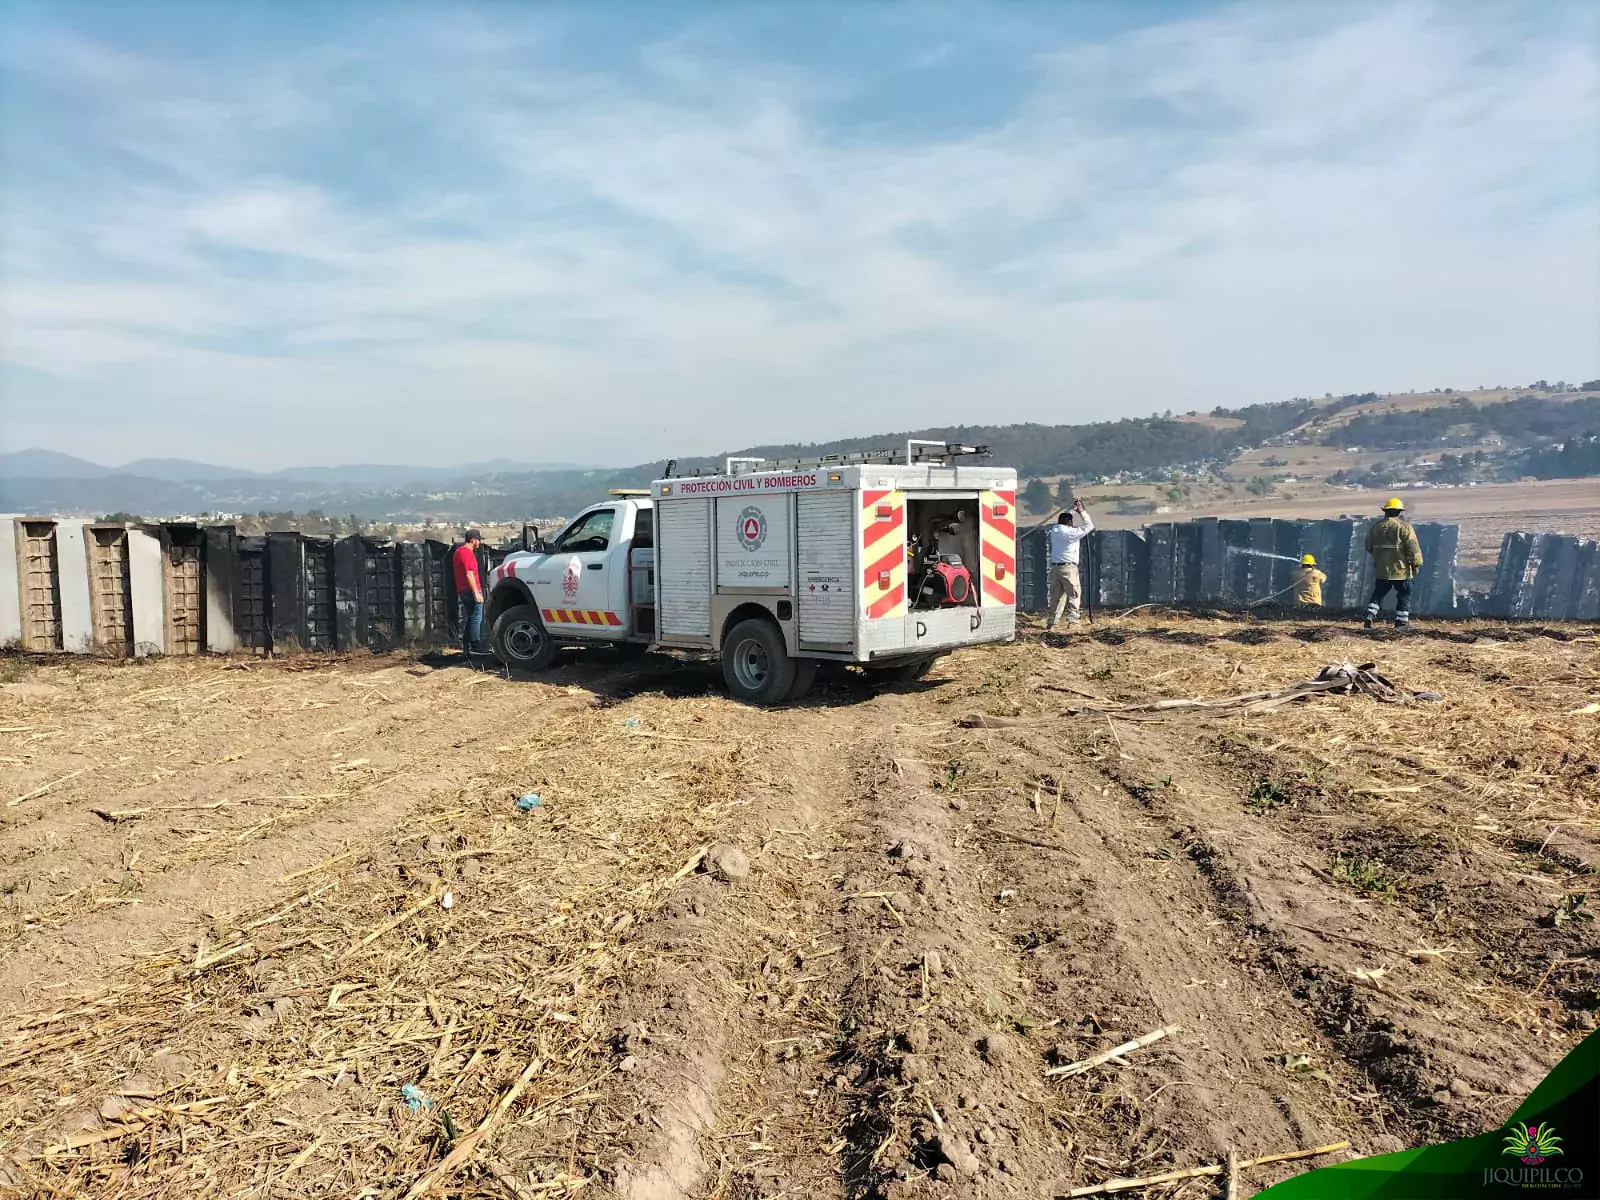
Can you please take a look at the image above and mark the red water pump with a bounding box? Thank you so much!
[923,555,973,606]
[909,512,978,609]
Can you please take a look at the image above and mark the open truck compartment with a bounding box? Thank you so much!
[905,497,981,612]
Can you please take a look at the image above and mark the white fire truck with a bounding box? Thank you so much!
[483,442,1018,704]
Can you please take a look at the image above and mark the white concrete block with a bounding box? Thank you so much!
[55,519,94,654]
[129,528,165,656]
[0,519,20,649]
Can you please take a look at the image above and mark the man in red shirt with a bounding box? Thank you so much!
[452,530,485,656]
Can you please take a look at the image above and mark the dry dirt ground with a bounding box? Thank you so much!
[1,614,1597,1199]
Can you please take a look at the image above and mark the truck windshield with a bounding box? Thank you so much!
[550,507,616,554]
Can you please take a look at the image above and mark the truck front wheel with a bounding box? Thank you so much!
[721,618,797,706]
[492,605,557,672]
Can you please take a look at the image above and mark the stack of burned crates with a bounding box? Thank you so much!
[1173,517,1461,613]
[237,532,505,654]
[1017,517,1463,615]
[1488,533,1600,621]
[0,520,509,657]
[1018,515,1599,620]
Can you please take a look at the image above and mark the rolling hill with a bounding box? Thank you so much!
[3,382,1594,521]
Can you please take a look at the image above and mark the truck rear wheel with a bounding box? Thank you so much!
[721,618,796,706]
[492,605,557,672]
[786,658,817,702]
[870,655,939,683]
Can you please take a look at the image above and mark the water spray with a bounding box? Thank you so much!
[1224,546,1306,565]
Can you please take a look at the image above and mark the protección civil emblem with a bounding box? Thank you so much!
[737,506,767,552]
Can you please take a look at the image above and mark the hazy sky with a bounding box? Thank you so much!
[1,2,1596,470]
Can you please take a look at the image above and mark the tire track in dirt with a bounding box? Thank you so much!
[649,677,1375,1198]
[814,691,1142,1199]
[997,761,1353,1169]
[1162,729,1585,1118]
[841,708,1358,1197]
[581,674,1111,1199]
[935,623,1596,1169]
[582,698,871,1200]
[1001,712,1557,1148]
[826,723,1072,1198]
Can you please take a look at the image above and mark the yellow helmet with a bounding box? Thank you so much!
[1300,554,1316,566]
[1383,497,1405,512]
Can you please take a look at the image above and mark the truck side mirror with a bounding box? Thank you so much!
[533,537,550,553]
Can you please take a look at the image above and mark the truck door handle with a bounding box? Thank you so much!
[586,563,603,571]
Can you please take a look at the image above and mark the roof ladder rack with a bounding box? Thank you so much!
[753,449,904,471]
[690,442,992,475]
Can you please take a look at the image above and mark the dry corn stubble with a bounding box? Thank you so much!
[952,616,1600,1032]
[2,612,1596,1198]
[0,688,764,1198]
[0,655,451,946]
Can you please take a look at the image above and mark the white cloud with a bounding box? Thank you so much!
[0,2,1595,468]
[184,187,337,256]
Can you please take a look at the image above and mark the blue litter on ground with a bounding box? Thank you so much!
[515,792,544,810]
[622,717,642,728]
[402,1083,432,1112]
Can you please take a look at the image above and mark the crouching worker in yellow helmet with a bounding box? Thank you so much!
[1292,554,1327,607]
[1364,498,1423,629]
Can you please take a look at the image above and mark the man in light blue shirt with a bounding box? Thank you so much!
[1046,500,1092,629]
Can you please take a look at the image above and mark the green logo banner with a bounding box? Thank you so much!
[1258,1030,1598,1198]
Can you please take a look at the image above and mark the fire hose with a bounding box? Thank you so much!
[1246,580,1303,608]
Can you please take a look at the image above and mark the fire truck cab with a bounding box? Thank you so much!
[484,442,1017,704]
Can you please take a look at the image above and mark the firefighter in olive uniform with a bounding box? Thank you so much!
[1363,497,1423,629]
